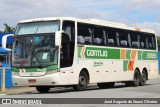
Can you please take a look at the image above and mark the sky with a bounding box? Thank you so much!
[0,0,160,35]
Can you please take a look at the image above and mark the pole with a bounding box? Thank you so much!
[1,67,5,92]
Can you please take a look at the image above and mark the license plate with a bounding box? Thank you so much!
[28,79,36,83]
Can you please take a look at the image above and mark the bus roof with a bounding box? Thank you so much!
[19,17,155,34]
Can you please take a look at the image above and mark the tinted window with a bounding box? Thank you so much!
[77,22,156,50]
[147,34,156,50]
[77,23,93,45]
[118,30,128,47]
[130,32,140,48]
[92,26,104,45]
[106,28,118,47]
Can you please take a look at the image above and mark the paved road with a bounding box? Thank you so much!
[1,78,160,107]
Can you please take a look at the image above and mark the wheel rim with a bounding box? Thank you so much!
[79,76,86,87]
[142,72,146,82]
[135,72,139,82]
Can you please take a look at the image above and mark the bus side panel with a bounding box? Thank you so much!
[148,61,159,79]
[73,59,158,84]
[74,59,134,84]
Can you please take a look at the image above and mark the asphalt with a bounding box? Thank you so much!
[0,78,160,107]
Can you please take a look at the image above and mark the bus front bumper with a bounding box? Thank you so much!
[12,73,61,86]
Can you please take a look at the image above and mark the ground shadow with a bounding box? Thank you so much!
[12,83,155,95]
[29,83,154,94]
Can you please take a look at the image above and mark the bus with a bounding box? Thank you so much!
[12,17,158,93]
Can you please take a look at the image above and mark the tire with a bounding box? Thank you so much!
[73,71,88,91]
[140,70,147,86]
[97,82,115,89]
[36,86,50,93]
[130,69,140,87]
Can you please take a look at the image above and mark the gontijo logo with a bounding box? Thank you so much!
[87,49,108,57]
[78,47,120,59]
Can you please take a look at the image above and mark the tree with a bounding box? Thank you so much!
[3,23,15,33]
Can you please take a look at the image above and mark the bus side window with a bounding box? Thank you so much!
[77,23,93,45]
[147,35,156,50]
[150,34,156,50]
[107,28,117,47]
[131,32,140,48]
[93,26,103,45]
[119,30,128,47]
[140,33,147,49]
[84,28,93,44]
[152,36,156,49]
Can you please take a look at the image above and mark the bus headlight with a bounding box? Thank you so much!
[12,72,19,76]
[45,70,58,75]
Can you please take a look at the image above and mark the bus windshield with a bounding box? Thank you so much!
[15,21,59,35]
[12,34,58,67]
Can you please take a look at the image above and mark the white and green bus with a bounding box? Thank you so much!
[12,17,158,93]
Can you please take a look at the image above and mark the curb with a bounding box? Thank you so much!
[0,94,6,96]
[0,87,36,95]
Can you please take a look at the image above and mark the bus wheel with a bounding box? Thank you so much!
[36,86,50,93]
[140,70,147,86]
[97,82,115,89]
[131,69,140,87]
[73,71,88,91]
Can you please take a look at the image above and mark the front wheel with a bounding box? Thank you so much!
[73,71,88,91]
[36,86,50,93]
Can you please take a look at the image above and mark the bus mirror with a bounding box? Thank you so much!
[55,31,63,47]
[2,34,14,49]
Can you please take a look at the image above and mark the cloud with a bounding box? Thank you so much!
[120,0,160,35]
[123,0,160,13]
[0,0,71,29]
[0,0,124,29]
[133,22,160,36]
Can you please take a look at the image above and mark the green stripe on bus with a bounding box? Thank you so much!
[12,65,58,72]
[126,50,131,59]
[123,61,128,71]
[78,46,158,60]
[142,51,158,60]
[12,67,20,72]
[78,47,82,58]
[138,51,142,60]
[138,51,158,60]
